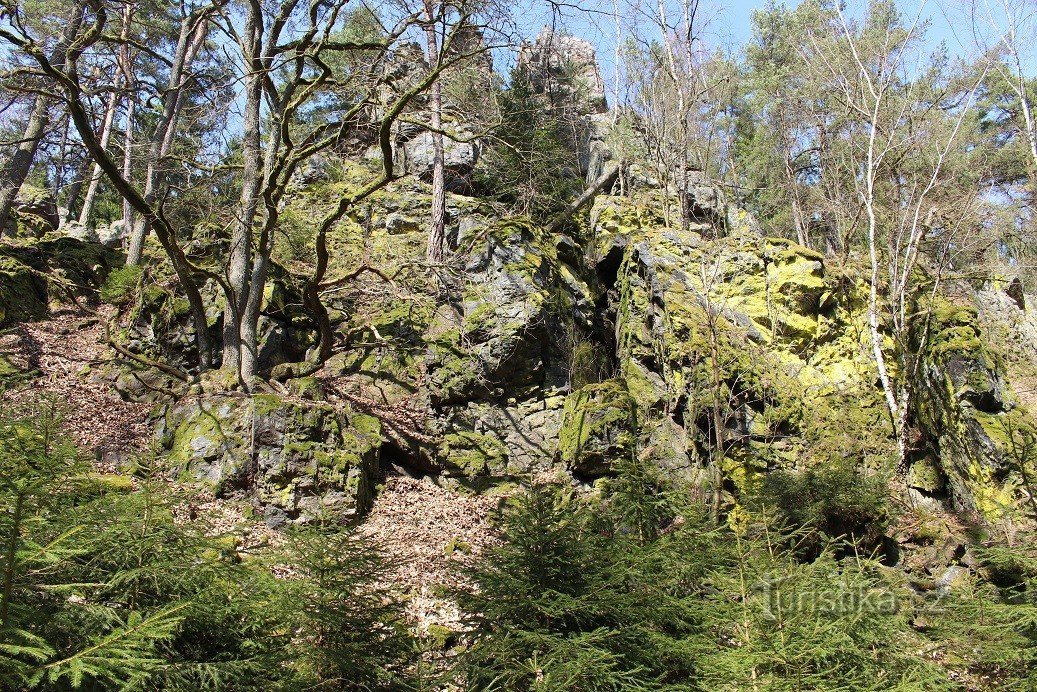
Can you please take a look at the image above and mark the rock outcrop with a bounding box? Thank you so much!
[99,165,1035,526]
[0,238,119,326]
[158,392,381,525]
[517,28,607,113]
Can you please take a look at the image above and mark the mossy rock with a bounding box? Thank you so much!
[439,430,509,477]
[0,238,121,327]
[558,379,636,479]
[160,393,381,522]
[424,624,457,651]
[908,457,946,494]
[79,473,135,496]
[914,296,1037,519]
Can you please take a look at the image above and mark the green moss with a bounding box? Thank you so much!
[99,265,143,305]
[443,536,472,556]
[440,431,508,477]
[425,624,456,650]
[80,473,135,495]
[166,405,243,475]
[965,458,1018,521]
[558,380,636,476]
[288,376,322,399]
[924,299,986,360]
[908,458,945,493]
[0,354,21,380]
[350,412,382,438]
[0,256,46,325]
[252,394,285,416]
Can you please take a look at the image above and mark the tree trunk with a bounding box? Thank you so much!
[79,8,134,236]
[126,10,207,265]
[118,4,136,247]
[0,9,84,234]
[120,88,136,248]
[223,4,264,378]
[61,157,92,227]
[76,86,121,235]
[0,97,51,235]
[423,3,447,262]
[546,162,620,233]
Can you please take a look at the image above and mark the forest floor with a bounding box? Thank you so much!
[0,307,150,464]
[0,307,497,631]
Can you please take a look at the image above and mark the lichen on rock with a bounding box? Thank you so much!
[159,393,381,524]
[557,379,636,479]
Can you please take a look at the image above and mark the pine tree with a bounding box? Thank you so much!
[923,541,1037,689]
[279,526,414,691]
[458,480,719,691]
[0,403,189,689]
[0,401,290,690]
[476,65,584,222]
[696,523,948,691]
[458,483,648,690]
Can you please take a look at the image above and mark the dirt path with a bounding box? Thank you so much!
[0,307,151,467]
[359,474,501,629]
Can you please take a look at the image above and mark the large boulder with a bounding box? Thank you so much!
[517,28,607,113]
[158,393,382,524]
[420,218,594,479]
[0,238,119,326]
[557,380,636,479]
[594,189,883,493]
[402,128,481,191]
[7,185,59,237]
[913,299,1032,519]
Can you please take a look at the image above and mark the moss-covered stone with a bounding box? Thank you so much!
[908,457,945,494]
[558,379,636,478]
[913,296,1037,519]
[80,473,135,495]
[0,238,120,326]
[160,393,381,522]
[424,623,457,651]
[439,430,509,477]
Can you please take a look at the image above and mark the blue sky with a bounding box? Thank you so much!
[506,0,1020,96]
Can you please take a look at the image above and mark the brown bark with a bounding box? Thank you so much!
[0,10,85,233]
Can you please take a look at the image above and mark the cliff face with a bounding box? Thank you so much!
[125,166,1036,530]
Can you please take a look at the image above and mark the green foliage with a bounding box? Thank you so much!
[756,461,892,556]
[458,482,689,690]
[698,530,945,690]
[0,402,208,689]
[0,401,418,691]
[100,264,144,305]
[459,466,948,691]
[921,541,1037,689]
[278,527,413,690]
[476,65,583,222]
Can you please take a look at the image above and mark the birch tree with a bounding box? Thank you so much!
[810,0,986,471]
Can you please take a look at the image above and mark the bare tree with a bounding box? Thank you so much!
[810,1,987,471]
[126,3,214,266]
[422,0,448,262]
[76,70,121,234]
[118,3,136,245]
